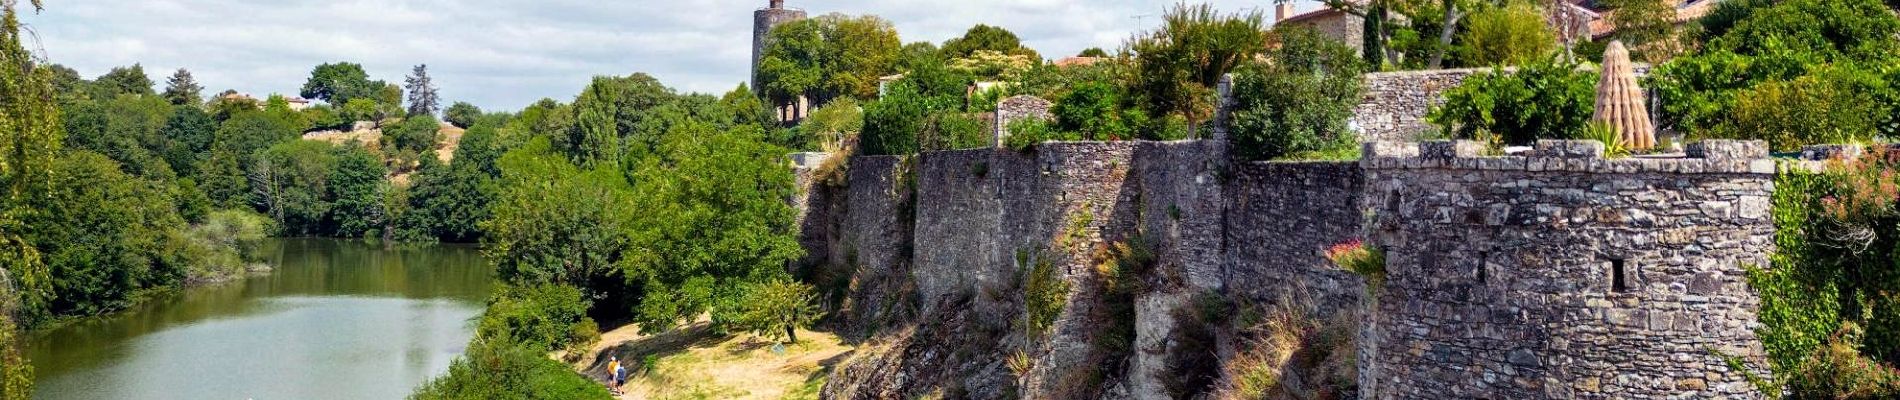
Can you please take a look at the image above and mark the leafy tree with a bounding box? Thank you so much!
[161,68,203,106]
[482,138,635,289]
[734,279,822,343]
[859,84,927,155]
[1130,4,1265,134]
[206,90,260,122]
[408,133,499,242]
[1457,2,1556,67]
[476,284,597,353]
[160,105,216,177]
[941,24,1041,61]
[1603,0,1684,63]
[341,98,379,123]
[1229,27,1367,161]
[250,140,338,235]
[718,84,779,139]
[405,64,440,117]
[328,144,387,238]
[300,62,382,105]
[896,41,942,71]
[1051,81,1136,141]
[757,14,901,106]
[620,122,802,331]
[798,97,863,151]
[1430,58,1598,145]
[384,115,442,155]
[378,83,406,120]
[213,111,300,165]
[302,104,345,131]
[443,101,481,128]
[1078,47,1110,58]
[25,150,187,317]
[94,64,156,98]
[2,4,55,394]
[60,94,174,177]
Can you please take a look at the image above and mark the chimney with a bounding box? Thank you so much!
[1276,3,1296,23]
[770,0,784,9]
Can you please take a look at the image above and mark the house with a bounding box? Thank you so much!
[1578,0,1724,39]
[1274,1,1366,54]
[285,97,312,112]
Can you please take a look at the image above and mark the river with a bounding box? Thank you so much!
[26,238,495,400]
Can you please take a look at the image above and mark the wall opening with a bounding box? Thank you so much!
[1476,251,1489,286]
[1610,259,1629,293]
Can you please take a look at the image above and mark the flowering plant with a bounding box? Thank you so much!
[1327,239,1385,293]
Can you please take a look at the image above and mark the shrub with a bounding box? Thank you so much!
[1455,2,1556,67]
[1326,239,1385,295]
[1228,27,1366,161]
[919,112,989,151]
[1428,59,1597,146]
[1003,118,1076,152]
[1018,249,1070,338]
[1219,303,1358,399]
[383,115,443,155]
[408,339,613,400]
[1052,81,1136,141]
[1706,67,1880,151]
[476,284,598,354]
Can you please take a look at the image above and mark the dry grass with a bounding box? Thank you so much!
[1217,304,1358,400]
[577,322,853,400]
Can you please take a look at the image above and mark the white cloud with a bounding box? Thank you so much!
[15,0,1320,111]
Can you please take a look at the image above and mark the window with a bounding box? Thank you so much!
[1610,259,1629,293]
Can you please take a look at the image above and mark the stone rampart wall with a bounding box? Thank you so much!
[1359,140,1773,399]
[1352,68,1483,144]
[1226,160,1369,319]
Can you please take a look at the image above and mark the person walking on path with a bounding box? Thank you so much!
[606,356,623,394]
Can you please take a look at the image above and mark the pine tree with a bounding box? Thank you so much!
[162,68,203,106]
[404,64,439,117]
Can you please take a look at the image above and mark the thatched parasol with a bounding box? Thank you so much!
[1593,41,1656,150]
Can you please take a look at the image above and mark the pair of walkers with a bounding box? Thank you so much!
[606,355,629,394]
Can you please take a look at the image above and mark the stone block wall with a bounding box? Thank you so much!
[1359,140,1774,399]
[1351,68,1484,144]
[1226,160,1369,319]
[838,156,914,335]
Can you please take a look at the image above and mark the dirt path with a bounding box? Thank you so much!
[572,322,852,400]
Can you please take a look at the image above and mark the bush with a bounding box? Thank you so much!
[1326,239,1385,295]
[409,339,613,400]
[1229,27,1366,161]
[1003,118,1074,152]
[732,279,823,344]
[384,115,443,155]
[919,112,989,151]
[1018,249,1070,338]
[476,284,598,354]
[1706,66,1881,151]
[860,86,927,155]
[1455,2,1556,67]
[1428,59,1597,146]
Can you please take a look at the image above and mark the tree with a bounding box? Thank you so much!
[482,138,636,290]
[25,150,188,317]
[443,101,481,128]
[408,125,500,242]
[161,68,203,106]
[384,115,443,155]
[95,64,156,98]
[328,144,387,238]
[734,279,822,343]
[1130,4,1265,135]
[378,83,406,119]
[1429,59,1598,145]
[251,140,338,235]
[159,105,216,177]
[2,3,56,394]
[1229,27,1368,161]
[300,62,382,105]
[1603,0,1683,63]
[1077,47,1110,58]
[757,14,901,107]
[405,64,440,117]
[621,122,803,331]
[1456,2,1556,67]
[941,24,1041,61]
[341,98,379,123]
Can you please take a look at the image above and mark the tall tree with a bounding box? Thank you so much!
[941,24,1040,61]
[1130,4,1266,134]
[328,144,386,238]
[94,64,155,98]
[1457,2,1556,66]
[161,68,203,106]
[299,62,381,105]
[2,1,54,396]
[757,14,901,107]
[1603,0,1682,63]
[159,105,216,178]
[405,64,440,117]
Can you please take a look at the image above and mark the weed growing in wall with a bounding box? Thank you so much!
[1017,249,1070,339]
[1218,299,1360,399]
[1326,239,1386,296]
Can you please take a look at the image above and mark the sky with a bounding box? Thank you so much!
[16,0,1323,111]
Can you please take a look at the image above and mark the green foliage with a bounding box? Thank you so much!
[1428,59,1597,145]
[1,4,56,393]
[1602,0,1683,63]
[160,105,216,177]
[404,64,441,117]
[1581,122,1630,158]
[477,284,598,354]
[406,126,500,243]
[1130,4,1266,129]
[408,339,613,400]
[757,14,902,105]
[1325,239,1385,295]
[23,150,190,318]
[1018,249,1069,338]
[941,24,1040,61]
[733,279,823,343]
[161,68,203,106]
[1707,67,1880,151]
[1078,47,1110,58]
[1651,0,1900,143]
[1229,27,1366,161]
[327,144,387,238]
[1455,2,1555,67]
[919,112,988,152]
[621,123,803,331]
[94,64,156,98]
[860,84,928,155]
[798,97,864,152]
[483,138,635,288]
[302,105,345,131]
[301,62,385,105]
[1051,81,1136,141]
[384,115,443,155]
[251,140,339,236]
[444,102,482,128]
[1003,118,1074,152]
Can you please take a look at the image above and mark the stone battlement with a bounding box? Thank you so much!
[795,138,1776,399]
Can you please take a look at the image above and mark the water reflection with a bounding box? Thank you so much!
[28,239,494,400]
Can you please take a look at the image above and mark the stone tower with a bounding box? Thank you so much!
[752,0,807,92]
[1358,140,1776,399]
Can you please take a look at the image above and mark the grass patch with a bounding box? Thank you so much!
[596,323,852,400]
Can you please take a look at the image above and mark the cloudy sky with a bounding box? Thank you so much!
[17,0,1322,111]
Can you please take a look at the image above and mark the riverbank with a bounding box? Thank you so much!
[573,322,852,399]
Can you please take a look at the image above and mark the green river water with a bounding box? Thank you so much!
[26,238,495,400]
